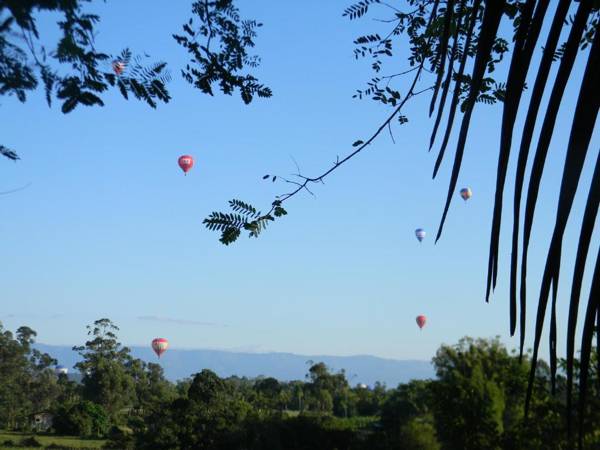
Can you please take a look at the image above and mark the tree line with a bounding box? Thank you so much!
[1,318,599,449]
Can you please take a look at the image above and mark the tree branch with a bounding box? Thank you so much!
[258,68,431,220]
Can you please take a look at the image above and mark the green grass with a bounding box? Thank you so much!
[0,431,105,449]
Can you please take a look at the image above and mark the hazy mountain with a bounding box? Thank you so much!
[35,344,434,387]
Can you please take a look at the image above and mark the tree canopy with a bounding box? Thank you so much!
[1,319,600,448]
[0,0,271,159]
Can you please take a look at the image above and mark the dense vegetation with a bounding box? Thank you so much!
[1,318,599,449]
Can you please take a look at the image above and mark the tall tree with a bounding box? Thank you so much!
[73,318,136,424]
[0,322,58,430]
[137,369,251,450]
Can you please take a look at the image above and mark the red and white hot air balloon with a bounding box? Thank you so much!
[112,60,125,76]
[416,315,427,330]
[152,338,169,358]
[178,155,194,175]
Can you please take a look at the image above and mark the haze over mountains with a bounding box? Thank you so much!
[36,344,434,387]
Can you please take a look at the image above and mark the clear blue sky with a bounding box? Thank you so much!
[1,1,598,361]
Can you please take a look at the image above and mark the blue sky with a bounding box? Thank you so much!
[1,1,598,361]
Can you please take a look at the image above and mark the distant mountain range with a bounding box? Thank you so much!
[34,344,434,387]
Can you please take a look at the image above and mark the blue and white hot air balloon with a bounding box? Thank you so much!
[54,365,68,376]
[415,228,426,243]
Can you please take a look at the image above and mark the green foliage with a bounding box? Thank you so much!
[398,418,441,450]
[380,379,432,430]
[203,199,286,245]
[430,337,514,449]
[1,0,270,159]
[4,319,600,448]
[18,436,42,448]
[73,320,136,424]
[135,369,252,449]
[0,322,59,430]
[0,2,170,118]
[0,145,18,161]
[102,425,135,450]
[53,401,109,438]
[343,1,381,20]
[128,360,176,415]
[0,432,105,449]
[174,0,272,104]
[354,382,386,416]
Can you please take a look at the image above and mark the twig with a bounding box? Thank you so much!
[254,59,429,220]
[205,0,213,51]
[388,122,396,144]
[0,182,32,196]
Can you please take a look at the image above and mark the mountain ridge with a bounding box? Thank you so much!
[34,343,434,387]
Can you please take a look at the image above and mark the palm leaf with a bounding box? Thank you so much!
[566,152,599,441]
[509,0,571,358]
[435,0,506,242]
[577,248,600,449]
[432,0,481,179]
[430,0,466,150]
[525,5,597,415]
[486,0,537,308]
[428,0,455,117]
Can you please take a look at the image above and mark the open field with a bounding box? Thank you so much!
[0,432,105,449]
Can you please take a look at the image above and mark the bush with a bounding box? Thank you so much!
[102,425,135,449]
[1,440,15,447]
[18,436,43,447]
[53,401,109,437]
[399,419,441,450]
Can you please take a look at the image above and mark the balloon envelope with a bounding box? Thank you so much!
[54,365,68,375]
[178,155,194,174]
[416,315,427,329]
[112,60,125,76]
[152,338,169,358]
[459,187,472,201]
[415,228,426,242]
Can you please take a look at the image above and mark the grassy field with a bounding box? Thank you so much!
[0,432,105,449]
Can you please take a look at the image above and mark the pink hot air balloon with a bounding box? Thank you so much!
[178,155,194,175]
[152,338,169,358]
[416,315,427,330]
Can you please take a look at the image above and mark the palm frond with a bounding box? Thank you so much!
[485,0,540,310]
[577,248,600,449]
[566,152,599,441]
[432,0,481,178]
[510,0,571,359]
[430,0,466,150]
[525,4,597,415]
[435,0,506,242]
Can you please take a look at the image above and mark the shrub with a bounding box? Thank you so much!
[18,436,43,447]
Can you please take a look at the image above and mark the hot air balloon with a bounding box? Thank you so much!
[54,365,68,376]
[178,155,194,175]
[415,228,426,243]
[416,315,426,330]
[152,338,169,358]
[112,60,125,76]
[459,187,472,201]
